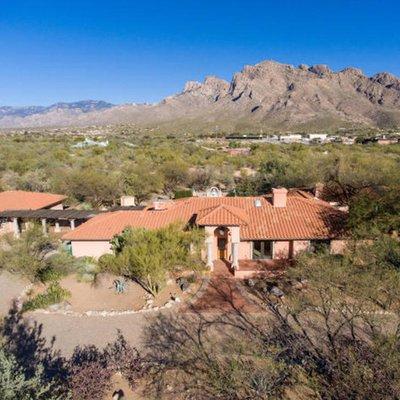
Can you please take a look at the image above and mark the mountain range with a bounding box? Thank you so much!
[2,60,400,132]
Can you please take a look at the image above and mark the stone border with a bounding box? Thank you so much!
[30,296,183,317]
[28,277,210,317]
[14,283,34,311]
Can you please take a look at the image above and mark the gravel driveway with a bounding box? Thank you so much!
[0,271,29,316]
[26,311,166,356]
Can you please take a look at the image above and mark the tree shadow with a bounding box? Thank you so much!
[1,301,69,382]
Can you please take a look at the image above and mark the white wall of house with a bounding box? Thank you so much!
[293,240,310,256]
[273,241,290,258]
[71,240,112,258]
[330,240,346,254]
[0,221,14,235]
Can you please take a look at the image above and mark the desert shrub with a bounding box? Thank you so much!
[174,189,193,199]
[103,332,144,389]
[69,336,144,399]
[22,283,71,312]
[38,250,76,282]
[0,346,68,400]
[0,226,76,283]
[69,358,111,400]
[74,257,100,283]
[37,267,65,283]
[0,225,55,281]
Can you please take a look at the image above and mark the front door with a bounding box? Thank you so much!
[218,238,227,259]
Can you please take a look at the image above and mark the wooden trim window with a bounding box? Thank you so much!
[252,240,273,259]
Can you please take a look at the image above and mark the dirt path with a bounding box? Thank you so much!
[4,267,259,357]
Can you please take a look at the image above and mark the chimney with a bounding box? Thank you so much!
[272,188,288,207]
[314,182,324,199]
[120,196,136,207]
[153,200,167,211]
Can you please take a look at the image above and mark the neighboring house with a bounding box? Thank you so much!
[0,190,67,236]
[279,134,302,143]
[63,188,347,278]
[307,133,328,141]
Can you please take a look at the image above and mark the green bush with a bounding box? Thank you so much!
[74,257,100,283]
[37,267,65,283]
[174,189,193,199]
[22,283,71,312]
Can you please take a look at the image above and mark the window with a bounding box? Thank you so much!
[309,240,331,253]
[252,241,273,259]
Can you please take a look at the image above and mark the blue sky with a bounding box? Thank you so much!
[1,0,399,106]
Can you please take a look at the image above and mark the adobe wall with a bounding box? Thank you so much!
[71,240,112,258]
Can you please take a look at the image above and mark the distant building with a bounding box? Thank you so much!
[279,134,302,143]
[0,191,67,236]
[341,137,355,145]
[72,138,109,148]
[307,133,328,142]
[225,134,264,140]
[376,135,399,145]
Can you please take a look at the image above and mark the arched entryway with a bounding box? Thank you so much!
[214,226,229,260]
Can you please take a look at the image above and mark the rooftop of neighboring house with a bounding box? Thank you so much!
[0,190,67,211]
[63,189,347,242]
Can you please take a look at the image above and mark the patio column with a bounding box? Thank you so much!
[232,242,239,270]
[70,219,75,230]
[230,226,240,270]
[41,218,47,235]
[206,242,213,269]
[55,221,61,233]
[12,217,20,238]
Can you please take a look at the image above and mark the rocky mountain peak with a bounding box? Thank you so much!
[182,76,229,100]
[339,67,365,77]
[0,59,399,130]
[308,64,332,76]
[371,72,400,90]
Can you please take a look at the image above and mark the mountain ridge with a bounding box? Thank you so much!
[1,60,400,132]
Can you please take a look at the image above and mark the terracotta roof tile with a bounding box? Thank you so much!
[63,190,347,241]
[196,204,249,226]
[0,191,66,212]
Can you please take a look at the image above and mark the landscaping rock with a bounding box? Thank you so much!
[246,278,256,287]
[270,286,284,298]
[48,301,71,312]
[176,277,190,292]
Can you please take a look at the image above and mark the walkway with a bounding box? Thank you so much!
[190,260,261,313]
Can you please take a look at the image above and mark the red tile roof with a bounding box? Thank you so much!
[0,191,66,212]
[63,190,347,241]
[196,204,250,226]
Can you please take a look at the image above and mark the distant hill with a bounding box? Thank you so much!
[1,61,400,132]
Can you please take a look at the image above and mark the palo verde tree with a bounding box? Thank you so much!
[100,223,204,296]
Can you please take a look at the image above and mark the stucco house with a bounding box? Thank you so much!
[0,190,67,236]
[63,188,347,278]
